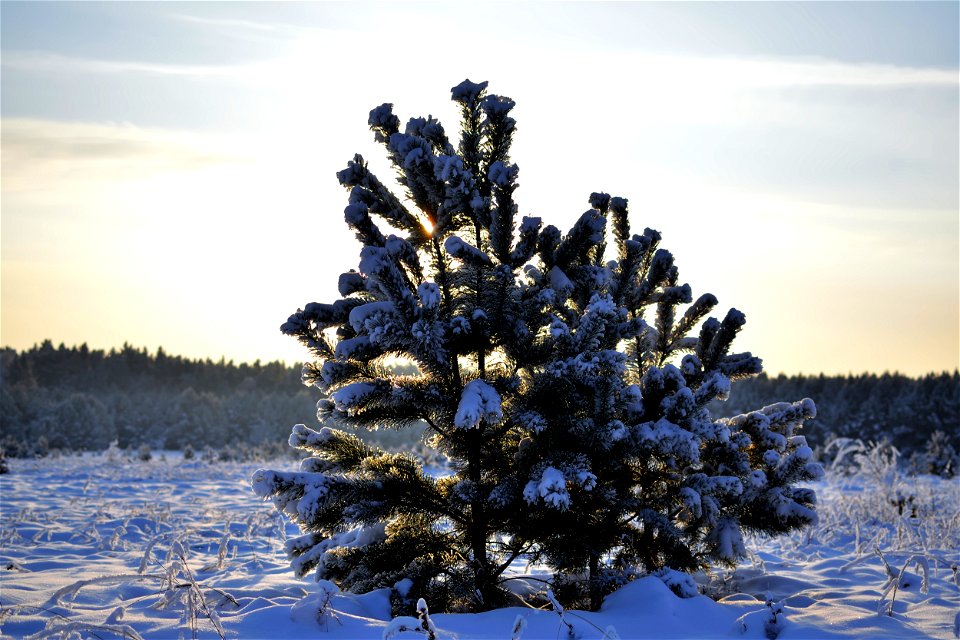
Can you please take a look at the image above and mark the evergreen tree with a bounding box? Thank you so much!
[252,80,823,613]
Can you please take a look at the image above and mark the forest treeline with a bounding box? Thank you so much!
[0,341,313,456]
[709,370,960,456]
[1,341,957,464]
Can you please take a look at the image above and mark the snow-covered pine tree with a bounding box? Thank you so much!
[252,80,823,613]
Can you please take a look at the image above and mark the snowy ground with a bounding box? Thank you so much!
[1,453,957,639]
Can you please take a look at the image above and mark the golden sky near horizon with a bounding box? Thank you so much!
[2,2,958,376]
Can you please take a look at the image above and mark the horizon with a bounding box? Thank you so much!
[2,2,958,377]
[3,338,958,379]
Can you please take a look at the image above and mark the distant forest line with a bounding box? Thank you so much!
[1,341,957,462]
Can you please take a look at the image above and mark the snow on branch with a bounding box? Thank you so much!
[454,379,503,429]
[451,79,488,103]
[444,235,492,266]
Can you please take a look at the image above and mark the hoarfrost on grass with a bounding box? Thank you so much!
[3,444,959,639]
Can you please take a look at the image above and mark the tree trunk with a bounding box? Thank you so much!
[589,551,602,611]
[467,425,493,610]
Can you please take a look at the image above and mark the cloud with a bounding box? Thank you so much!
[0,50,263,79]
[1,118,244,197]
[5,21,957,91]
[169,12,314,40]
[623,53,958,89]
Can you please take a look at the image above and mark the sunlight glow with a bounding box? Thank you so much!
[421,216,435,235]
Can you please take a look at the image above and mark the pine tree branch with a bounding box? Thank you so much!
[491,539,534,579]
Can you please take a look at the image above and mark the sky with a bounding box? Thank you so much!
[1,1,957,376]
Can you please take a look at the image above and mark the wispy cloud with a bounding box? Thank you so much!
[1,118,245,199]
[622,53,959,88]
[169,12,314,40]
[0,50,264,79]
[4,31,956,90]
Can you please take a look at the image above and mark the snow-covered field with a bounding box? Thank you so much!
[1,453,957,639]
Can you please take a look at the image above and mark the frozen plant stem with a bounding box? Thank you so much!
[172,548,226,639]
[546,589,575,638]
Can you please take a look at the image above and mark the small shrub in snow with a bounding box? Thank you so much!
[383,598,437,640]
[254,80,822,613]
[653,567,698,598]
[763,599,786,640]
[315,580,341,630]
[734,599,787,640]
[908,430,958,478]
[104,439,122,462]
[833,438,901,490]
[34,435,51,459]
